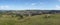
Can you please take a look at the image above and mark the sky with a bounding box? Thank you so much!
[0,0,60,10]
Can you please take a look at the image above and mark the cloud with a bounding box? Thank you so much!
[31,2,44,6]
[58,0,60,2]
[53,5,60,10]
[31,3,37,6]
[40,2,44,4]
[56,5,60,8]
[0,5,9,9]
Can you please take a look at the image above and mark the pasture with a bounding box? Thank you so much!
[0,14,60,25]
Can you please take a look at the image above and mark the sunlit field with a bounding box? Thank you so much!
[0,14,60,25]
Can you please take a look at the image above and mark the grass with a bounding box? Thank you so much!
[0,14,60,25]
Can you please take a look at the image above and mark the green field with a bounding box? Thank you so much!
[0,14,60,25]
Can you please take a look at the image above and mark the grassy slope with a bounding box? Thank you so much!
[0,14,60,25]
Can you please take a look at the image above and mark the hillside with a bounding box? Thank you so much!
[0,14,60,25]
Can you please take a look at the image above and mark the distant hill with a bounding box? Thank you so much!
[0,10,60,15]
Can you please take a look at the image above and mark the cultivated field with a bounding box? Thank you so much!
[0,14,60,25]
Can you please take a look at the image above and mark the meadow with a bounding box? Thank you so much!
[0,14,60,25]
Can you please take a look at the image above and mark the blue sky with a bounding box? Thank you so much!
[0,0,60,10]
